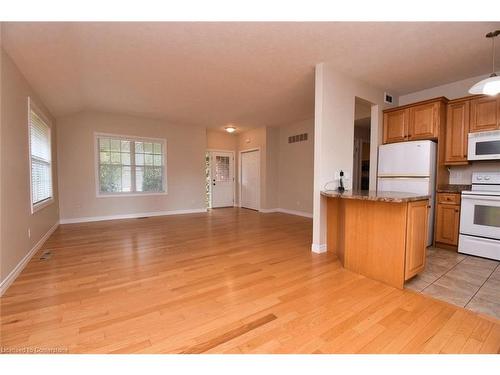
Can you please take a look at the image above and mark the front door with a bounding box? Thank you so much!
[210,151,234,208]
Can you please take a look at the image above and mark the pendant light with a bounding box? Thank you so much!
[469,30,500,96]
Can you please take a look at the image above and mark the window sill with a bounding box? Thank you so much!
[32,197,54,214]
[96,191,168,198]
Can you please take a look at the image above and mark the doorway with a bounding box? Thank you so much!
[240,149,260,210]
[353,97,372,191]
[207,150,235,208]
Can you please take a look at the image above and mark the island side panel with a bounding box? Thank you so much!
[326,197,345,265]
[343,199,408,289]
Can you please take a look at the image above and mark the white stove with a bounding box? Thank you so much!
[459,172,500,260]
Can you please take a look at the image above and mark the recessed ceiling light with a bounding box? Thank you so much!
[225,126,236,133]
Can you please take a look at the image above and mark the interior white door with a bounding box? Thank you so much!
[240,150,260,210]
[210,151,234,208]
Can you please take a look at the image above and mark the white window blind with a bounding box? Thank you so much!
[30,109,53,207]
[97,135,166,195]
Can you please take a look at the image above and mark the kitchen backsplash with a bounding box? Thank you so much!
[448,161,500,184]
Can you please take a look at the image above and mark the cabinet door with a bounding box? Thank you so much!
[470,96,499,132]
[383,109,408,144]
[409,102,439,140]
[435,204,460,245]
[405,200,429,280]
[445,101,469,164]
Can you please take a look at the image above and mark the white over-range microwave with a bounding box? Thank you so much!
[468,130,500,160]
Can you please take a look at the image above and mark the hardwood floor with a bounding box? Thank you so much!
[1,208,499,354]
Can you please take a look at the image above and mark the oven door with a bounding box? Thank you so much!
[468,131,500,160]
[460,193,500,240]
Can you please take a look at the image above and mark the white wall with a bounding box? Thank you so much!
[312,63,390,252]
[57,111,206,222]
[277,118,314,214]
[399,74,500,184]
[398,74,487,105]
[1,48,60,289]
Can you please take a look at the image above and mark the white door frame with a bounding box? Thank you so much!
[207,149,236,208]
[239,148,261,210]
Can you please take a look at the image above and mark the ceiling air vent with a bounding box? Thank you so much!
[288,133,308,144]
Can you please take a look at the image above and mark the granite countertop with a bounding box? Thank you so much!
[320,190,430,203]
[436,184,471,194]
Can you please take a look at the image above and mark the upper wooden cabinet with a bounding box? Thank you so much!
[470,96,500,132]
[409,102,439,140]
[383,108,409,143]
[383,98,446,144]
[445,100,469,165]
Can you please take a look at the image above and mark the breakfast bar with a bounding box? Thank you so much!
[322,190,430,289]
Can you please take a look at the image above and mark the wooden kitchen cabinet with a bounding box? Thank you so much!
[409,102,439,140]
[405,200,429,280]
[325,193,429,289]
[435,193,461,247]
[383,98,446,144]
[383,108,409,144]
[470,96,500,132]
[445,100,469,164]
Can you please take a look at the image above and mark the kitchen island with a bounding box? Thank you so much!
[322,190,430,289]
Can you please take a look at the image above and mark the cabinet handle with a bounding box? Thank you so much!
[454,208,459,212]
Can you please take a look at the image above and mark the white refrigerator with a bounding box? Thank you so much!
[377,140,436,246]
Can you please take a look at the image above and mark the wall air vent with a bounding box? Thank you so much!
[288,133,308,144]
[384,92,394,104]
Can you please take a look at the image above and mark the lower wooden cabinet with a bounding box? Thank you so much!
[435,193,461,247]
[405,200,429,280]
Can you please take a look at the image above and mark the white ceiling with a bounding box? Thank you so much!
[2,22,499,130]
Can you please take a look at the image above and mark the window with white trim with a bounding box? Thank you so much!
[29,103,53,210]
[97,134,166,195]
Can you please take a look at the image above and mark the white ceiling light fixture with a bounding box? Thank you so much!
[469,30,500,96]
[225,125,237,133]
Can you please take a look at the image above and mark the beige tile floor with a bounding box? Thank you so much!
[405,247,500,320]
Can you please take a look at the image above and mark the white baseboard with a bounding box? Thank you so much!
[258,208,277,214]
[59,208,208,224]
[259,207,313,218]
[0,221,59,296]
[311,243,327,254]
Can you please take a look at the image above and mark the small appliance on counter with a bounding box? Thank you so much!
[459,172,500,260]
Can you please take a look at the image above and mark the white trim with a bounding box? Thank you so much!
[94,132,168,197]
[311,243,327,254]
[259,208,313,218]
[259,208,277,214]
[239,148,261,210]
[0,221,59,296]
[32,196,55,213]
[59,208,207,224]
[277,208,313,218]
